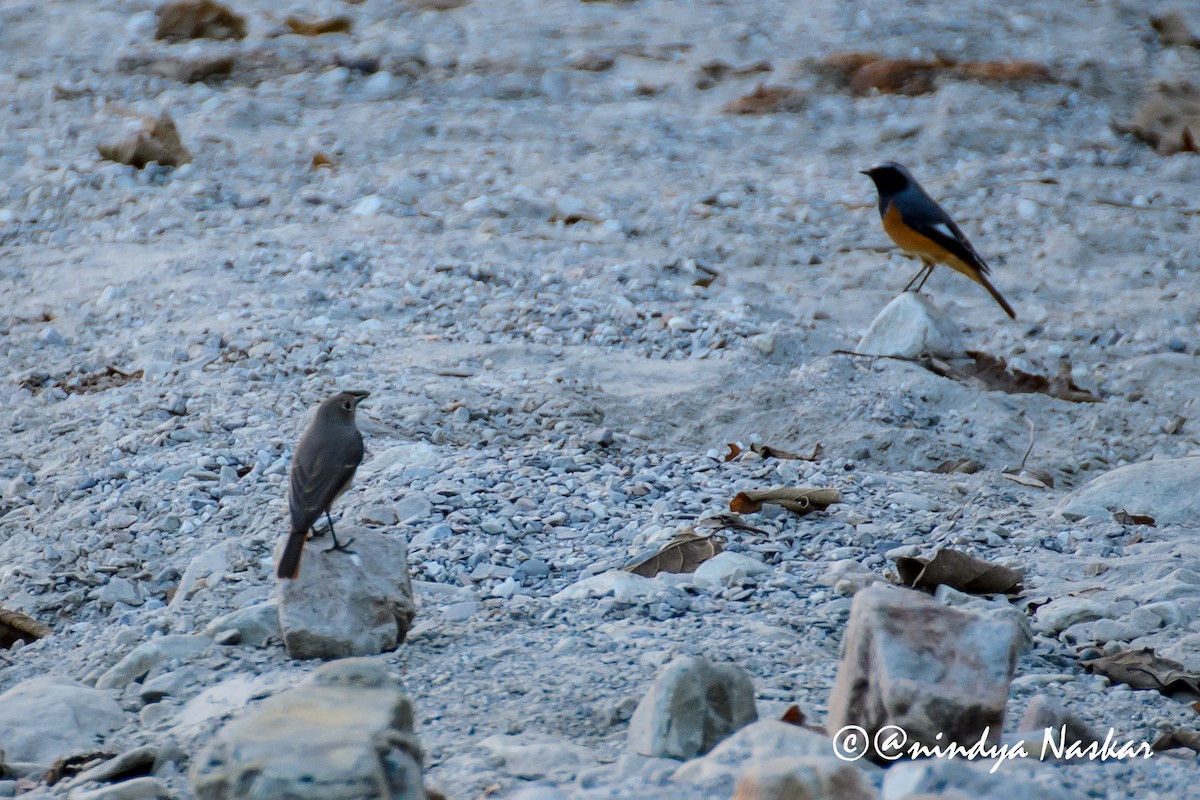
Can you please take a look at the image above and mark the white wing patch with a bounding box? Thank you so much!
[930,222,956,240]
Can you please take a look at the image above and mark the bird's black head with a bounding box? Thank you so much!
[859,162,913,196]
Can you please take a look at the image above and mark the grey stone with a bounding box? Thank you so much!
[827,584,1020,762]
[1017,695,1104,758]
[731,756,877,800]
[139,666,205,703]
[67,777,168,800]
[672,721,832,784]
[0,677,125,771]
[170,543,232,608]
[856,293,962,359]
[627,655,758,759]
[552,570,661,602]
[479,734,596,780]
[692,552,771,589]
[276,527,417,659]
[203,601,279,647]
[1055,457,1200,525]
[190,658,424,800]
[881,758,1073,800]
[95,634,210,689]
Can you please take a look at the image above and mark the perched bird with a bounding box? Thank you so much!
[860,162,1016,319]
[277,390,370,580]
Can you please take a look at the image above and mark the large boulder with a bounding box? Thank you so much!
[627,655,758,759]
[827,584,1020,764]
[0,677,125,772]
[276,527,417,659]
[1055,457,1200,525]
[190,658,424,800]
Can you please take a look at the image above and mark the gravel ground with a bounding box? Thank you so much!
[2,0,1199,797]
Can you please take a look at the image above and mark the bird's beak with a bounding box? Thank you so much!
[347,390,370,404]
[858,169,872,176]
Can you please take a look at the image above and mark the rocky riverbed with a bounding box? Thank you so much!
[2,0,1199,798]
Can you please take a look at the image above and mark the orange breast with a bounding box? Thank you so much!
[881,202,979,280]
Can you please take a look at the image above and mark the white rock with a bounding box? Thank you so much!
[479,734,596,780]
[672,721,831,784]
[96,634,211,689]
[692,552,771,589]
[276,527,417,659]
[1055,457,1200,525]
[170,542,233,608]
[203,601,280,647]
[856,292,963,359]
[628,655,758,759]
[350,194,385,216]
[551,570,662,602]
[0,677,125,771]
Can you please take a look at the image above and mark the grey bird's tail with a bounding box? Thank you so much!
[277,531,306,580]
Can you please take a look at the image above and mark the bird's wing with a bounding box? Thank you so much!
[288,433,364,534]
[897,192,991,276]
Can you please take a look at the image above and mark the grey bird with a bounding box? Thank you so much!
[277,390,370,580]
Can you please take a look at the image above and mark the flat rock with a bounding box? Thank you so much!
[732,756,878,800]
[68,777,169,800]
[673,720,833,784]
[628,655,758,759]
[479,734,597,780]
[0,677,125,772]
[551,570,662,602]
[203,601,279,647]
[827,584,1020,763]
[276,527,417,660]
[692,552,771,588]
[190,658,424,800]
[856,292,962,359]
[96,634,211,689]
[1055,457,1200,525]
[881,758,1073,800]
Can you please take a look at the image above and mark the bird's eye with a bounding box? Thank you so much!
[343,401,352,410]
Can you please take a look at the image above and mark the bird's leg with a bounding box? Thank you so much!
[323,510,356,554]
[913,261,935,292]
[903,262,932,292]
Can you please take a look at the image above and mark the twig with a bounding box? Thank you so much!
[832,349,924,365]
[1018,412,1036,471]
[1095,198,1200,214]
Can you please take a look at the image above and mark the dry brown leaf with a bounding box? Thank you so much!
[751,442,823,461]
[722,84,806,115]
[729,486,841,515]
[1151,11,1200,48]
[933,458,981,474]
[0,608,52,648]
[925,352,1101,403]
[1120,80,1200,156]
[1113,509,1156,526]
[44,751,115,785]
[956,60,1052,82]
[1081,649,1200,696]
[311,152,336,170]
[780,705,805,726]
[284,15,353,36]
[850,57,939,95]
[1152,729,1200,753]
[623,532,723,578]
[1002,470,1050,489]
[893,548,1022,595]
[155,0,246,41]
[98,113,191,169]
[723,443,742,462]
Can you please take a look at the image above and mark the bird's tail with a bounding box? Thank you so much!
[975,272,1017,320]
[276,531,306,580]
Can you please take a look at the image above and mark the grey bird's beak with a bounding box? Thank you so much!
[858,168,872,176]
[347,390,370,404]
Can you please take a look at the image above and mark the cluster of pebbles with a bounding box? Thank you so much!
[3,0,1200,797]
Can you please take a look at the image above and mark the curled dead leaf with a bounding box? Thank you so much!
[1081,648,1200,696]
[850,57,939,95]
[722,84,806,115]
[893,548,1022,595]
[1112,509,1156,526]
[780,705,805,726]
[623,532,723,578]
[0,608,52,648]
[311,152,336,170]
[284,15,353,36]
[934,458,982,474]
[925,352,1101,403]
[155,0,246,41]
[98,112,191,169]
[730,486,841,515]
[1001,469,1054,489]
